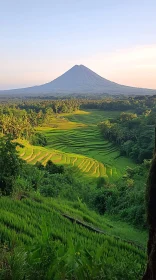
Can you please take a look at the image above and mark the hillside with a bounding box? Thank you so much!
[0,194,146,279]
[1,65,155,96]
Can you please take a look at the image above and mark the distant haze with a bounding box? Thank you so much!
[0,65,155,96]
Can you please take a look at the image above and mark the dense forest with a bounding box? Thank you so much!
[0,99,80,141]
[0,95,156,279]
[99,111,155,163]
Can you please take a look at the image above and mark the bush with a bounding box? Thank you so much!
[96,177,108,189]
[0,136,23,195]
[30,133,47,146]
[104,164,149,228]
[92,188,116,215]
[21,164,45,191]
[45,160,65,174]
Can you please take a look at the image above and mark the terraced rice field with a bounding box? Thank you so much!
[17,142,114,179]
[18,110,135,180]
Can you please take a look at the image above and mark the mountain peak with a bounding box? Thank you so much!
[73,64,85,68]
[0,64,155,96]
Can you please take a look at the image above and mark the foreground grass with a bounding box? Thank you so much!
[0,194,146,279]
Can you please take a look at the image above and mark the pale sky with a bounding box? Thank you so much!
[0,0,156,90]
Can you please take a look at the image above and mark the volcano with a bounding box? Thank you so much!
[1,65,155,96]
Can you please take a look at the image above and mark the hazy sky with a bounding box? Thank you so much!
[1,0,156,90]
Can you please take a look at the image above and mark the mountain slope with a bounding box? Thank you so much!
[1,65,155,96]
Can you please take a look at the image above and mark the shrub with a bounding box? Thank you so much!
[30,133,47,147]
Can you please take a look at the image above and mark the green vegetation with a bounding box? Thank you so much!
[0,136,147,279]
[17,139,111,179]
[99,111,155,163]
[34,110,135,180]
[102,163,150,228]
[29,132,47,146]
[0,136,23,195]
[0,95,156,279]
[0,195,146,280]
[142,154,156,279]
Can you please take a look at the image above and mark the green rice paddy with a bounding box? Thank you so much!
[17,109,135,180]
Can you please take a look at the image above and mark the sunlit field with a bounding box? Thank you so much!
[18,110,135,180]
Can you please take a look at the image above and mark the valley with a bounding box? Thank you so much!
[1,96,155,279]
[18,109,135,181]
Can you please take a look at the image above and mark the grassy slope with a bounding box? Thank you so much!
[0,195,146,279]
[0,195,147,247]
[18,109,135,181]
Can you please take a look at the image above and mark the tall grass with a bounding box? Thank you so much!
[0,195,146,279]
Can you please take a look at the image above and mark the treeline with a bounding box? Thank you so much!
[0,99,80,142]
[18,99,80,113]
[1,94,156,115]
[99,111,155,163]
[0,95,156,150]
[80,95,156,113]
[0,107,45,145]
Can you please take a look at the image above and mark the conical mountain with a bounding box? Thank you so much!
[1,65,155,96]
